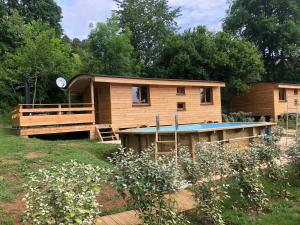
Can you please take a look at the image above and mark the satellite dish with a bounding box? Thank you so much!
[56,77,67,88]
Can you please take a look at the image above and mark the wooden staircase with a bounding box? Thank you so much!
[95,125,118,142]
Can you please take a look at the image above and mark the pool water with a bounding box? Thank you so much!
[122,122,258,133]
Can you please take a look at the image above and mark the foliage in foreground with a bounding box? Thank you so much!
[107,148,189,225]
[229,150,269,212]
[288,132,300,177]
[23,161,102,225]
[253,126,289,197]
[179,144,230,225]
[179,129,285,224]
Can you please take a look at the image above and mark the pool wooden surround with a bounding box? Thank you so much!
[12,74,225,139]
[119,122,275,154]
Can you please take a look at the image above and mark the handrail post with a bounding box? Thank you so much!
[68,89,71,108]
[58,104,62,115]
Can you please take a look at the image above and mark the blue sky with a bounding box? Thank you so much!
[56,0,229,40]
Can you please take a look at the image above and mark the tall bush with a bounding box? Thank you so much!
[252,127,282,167]
[229,150,268,212]
[23,161,102,225]
[252,126,288,196]
[288,132,300,177]
[179,144,229,225]
[107,148,189,225]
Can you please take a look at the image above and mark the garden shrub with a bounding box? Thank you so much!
[251,126,288,196]
[23,161,102,225]
[251,126,282,170]
[222,111,255,122]
[107,148,189,225]
[229,150,268,212]
[259,116,266,122]
[288,132,300,177]
[179,144,229,225]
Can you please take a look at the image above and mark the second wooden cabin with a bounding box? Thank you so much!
[231,82,300,121]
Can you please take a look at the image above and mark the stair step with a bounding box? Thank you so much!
[157,152,173,155]
[102,136,115,139]
[156,141,176,143]
[99,131,113,134]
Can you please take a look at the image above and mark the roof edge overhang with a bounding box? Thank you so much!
[249,82,300,89]
[66,74,226,91]
[277,83,300,89]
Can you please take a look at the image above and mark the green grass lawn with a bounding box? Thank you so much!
[187,169,300,225]
[1,115,300,225]
[0,115,119,224]
[278,119,297,130]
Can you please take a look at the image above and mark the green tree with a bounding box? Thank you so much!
[155,26,264,94]
[0,8,25,60]
[212,32,264,94]
[114,0,180,71]
[0,20,81,110]
[224,0,300,82]
[21,0,62,34]
[1,0,62,34]
[86,16,134,75]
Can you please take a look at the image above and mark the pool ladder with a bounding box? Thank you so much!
[154,113,178,162]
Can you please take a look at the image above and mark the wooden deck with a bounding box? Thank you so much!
[11,103,97,137]
[96,189,196,225]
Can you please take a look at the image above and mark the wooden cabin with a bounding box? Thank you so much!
[231,83,300,121]
[12,74,225,140]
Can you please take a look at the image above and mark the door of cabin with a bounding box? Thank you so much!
[94,87,100,124]
[94,83,112,125]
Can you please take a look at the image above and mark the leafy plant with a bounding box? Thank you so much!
[259,116,266,122]
[222,111,255,122]
[179,144,229,225]
[229,150,268,212]
[288,132,300,177]
[107,148,189,225]
[250,126,282,169]
[23,161,102,225]
[251,126,288,197]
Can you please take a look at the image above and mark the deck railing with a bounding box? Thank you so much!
[11,103,95,128]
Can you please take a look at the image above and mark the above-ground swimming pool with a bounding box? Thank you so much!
[119,122,275,153]
[119,122,264,134]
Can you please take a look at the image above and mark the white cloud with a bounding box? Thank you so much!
[56,0,117,39]
[56,0,229,39]
[169,0,228,31]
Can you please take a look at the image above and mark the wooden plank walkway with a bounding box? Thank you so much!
[96,189,196,225]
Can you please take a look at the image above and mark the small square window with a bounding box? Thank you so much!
[294,89,298,95]
[177,102,186,111]
[177,87,185,95]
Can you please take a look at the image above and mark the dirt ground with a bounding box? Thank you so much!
[2,196,26,225]
[24,151,48,159]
